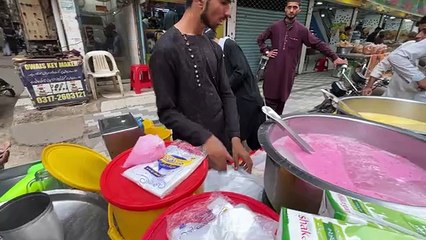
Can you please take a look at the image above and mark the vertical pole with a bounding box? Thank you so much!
[298,0,315,74]
[136,0,146,64]
[51,0,68,51]
[396,18,403,41]
[227,0,237,39]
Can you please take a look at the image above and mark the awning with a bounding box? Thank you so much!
[330,0,363,7]
[365,0,425,18]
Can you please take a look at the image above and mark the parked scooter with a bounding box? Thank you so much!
[310,64,388,113]
[0,78,15,97]
[256,56,269,82]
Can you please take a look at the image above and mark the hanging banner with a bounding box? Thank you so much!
[18,59,89,109]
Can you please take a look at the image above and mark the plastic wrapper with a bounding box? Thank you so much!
[122,140,206,198]
[204,167,264,201]
[166,193,277,240]
[319,190,426,239]
[122,134,166,168]
[278,208,418,240]
[204,150,266,200]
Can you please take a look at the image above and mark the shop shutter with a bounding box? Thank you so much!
[235,0,309,73]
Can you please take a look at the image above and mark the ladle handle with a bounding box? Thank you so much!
[320,89,362,118]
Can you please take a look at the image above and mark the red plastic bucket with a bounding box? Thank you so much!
[101,143,208,240]
[142,191,279,240]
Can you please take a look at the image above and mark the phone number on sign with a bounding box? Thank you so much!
[35,92,87,104]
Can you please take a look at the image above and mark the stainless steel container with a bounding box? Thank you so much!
[258,114,426,214]
[99,113,144,159]
[0,192,64,240]
[337,47,354,55]
[337,96,426,135]
[44,189,108,240]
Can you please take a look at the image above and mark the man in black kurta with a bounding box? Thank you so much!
[205,29,265,150]
[150,0,252,172]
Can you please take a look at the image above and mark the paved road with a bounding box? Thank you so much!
[0,56,24,94]
[0,56,23,145]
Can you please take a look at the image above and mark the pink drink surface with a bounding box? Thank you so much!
[273,134,426,206]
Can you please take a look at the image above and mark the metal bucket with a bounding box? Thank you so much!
[0,192,64,240]
[337,96,426,135]
[258,113,426,214]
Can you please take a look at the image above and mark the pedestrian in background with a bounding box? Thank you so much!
[257,0,346,114]
[3,25,18,55]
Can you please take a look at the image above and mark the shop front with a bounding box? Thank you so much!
[300,0,422,74]
[73,0,140,77]
[136,0,226,64]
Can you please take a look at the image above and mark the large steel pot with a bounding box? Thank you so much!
[0,192,64,240]
[44,189,108,239]
[336,96,426,135]
[258,113,426,214]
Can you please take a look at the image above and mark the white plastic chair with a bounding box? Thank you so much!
[83,50,124,99]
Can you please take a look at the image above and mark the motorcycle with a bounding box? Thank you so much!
[310,64,389,113]
[255,55,269,82]
[0,78,16,97]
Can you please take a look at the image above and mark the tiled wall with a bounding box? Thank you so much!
[362,15,382,34]
[331,9,353,45]
[384,18,402,31]
[334,9,353,25]
[400,20,414,32]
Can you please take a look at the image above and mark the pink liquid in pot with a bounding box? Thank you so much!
[273,134,426,206]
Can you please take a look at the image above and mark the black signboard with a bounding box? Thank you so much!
[18,59,89,108]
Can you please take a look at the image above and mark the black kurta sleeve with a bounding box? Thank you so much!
[224,39,246,91]
[215,45,240,139]
[150,45,212,146]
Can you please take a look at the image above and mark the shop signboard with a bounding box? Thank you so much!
[18,59,89,109]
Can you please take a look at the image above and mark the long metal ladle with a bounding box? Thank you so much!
[320,89,363,118]
[262,106,314,154]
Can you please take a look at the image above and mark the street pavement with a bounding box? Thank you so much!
[0,53,336,168]
[0,55,24,141]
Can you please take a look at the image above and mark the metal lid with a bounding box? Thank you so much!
[98,113,140,135]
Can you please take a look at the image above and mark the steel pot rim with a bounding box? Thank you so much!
[339,95,426,106]
[0,192,53,234]
[258,113,426,208]
[336,96,426,134]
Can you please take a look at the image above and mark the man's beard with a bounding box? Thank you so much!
[286,14,296,20]
[201,0,214,29]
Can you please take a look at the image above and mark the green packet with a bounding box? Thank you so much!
[277,208,418,240]
[319,190,426,239]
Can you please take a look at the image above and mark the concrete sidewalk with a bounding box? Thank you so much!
[4,71,336,168]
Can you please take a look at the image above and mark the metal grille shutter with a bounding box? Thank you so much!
[235,1,309,73]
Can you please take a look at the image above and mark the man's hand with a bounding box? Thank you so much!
[333,57,347,66]
[266,49,278,58]
[417,78,426,90]
[362,87,373,96]
[203,135,232,171]
[231,138,253,173]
